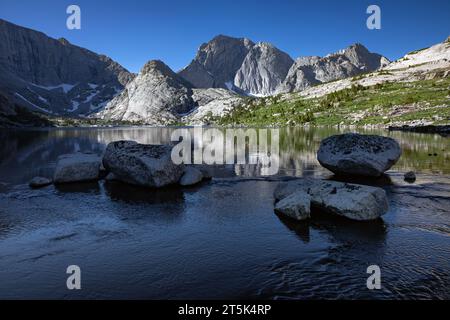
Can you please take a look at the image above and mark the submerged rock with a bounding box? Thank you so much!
[274,179,388,221]
[179,167,204,186]
[54,153,101,184]
[274,190,311,221]
[317,133,401,177]
[29,176,52,188]
[404,171,417,183]
[102,141,184,188]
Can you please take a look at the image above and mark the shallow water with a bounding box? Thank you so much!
[0,127,448,299]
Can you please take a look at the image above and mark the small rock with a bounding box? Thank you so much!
[54,153,101,184]
[404,171,416,183]
[179,167,203,186]
[275,191,311,221]
[317,133,402,177]
[29,177,52,189]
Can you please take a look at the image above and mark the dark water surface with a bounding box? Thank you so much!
[0,127,448,299]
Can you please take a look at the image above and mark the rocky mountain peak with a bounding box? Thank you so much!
[98,60,196,124]
[348,42,368,51]
[142,60,173,76]
[141,59,194,90]
[234,42,294,96]
[178,35,255,89]
[58,37,71,46]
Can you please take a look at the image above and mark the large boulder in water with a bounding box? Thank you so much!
[274,179,388,221]
[317,133,401,177]
[54,153,102,184]
[102,141,184,188]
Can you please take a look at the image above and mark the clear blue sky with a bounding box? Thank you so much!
[1,0,449,73]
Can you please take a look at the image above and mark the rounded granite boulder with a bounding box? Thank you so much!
[317,133,402,177]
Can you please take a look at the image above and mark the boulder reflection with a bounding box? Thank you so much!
[277,208,387,245]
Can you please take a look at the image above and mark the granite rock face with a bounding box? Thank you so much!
[98,62,244,125]
[98,60,195,124]
[317,133,402,177]
[234,42,294,96]
[0,19,134,116]
[182,88,243,125]
[102,141,184,188]
[179,35,254,89]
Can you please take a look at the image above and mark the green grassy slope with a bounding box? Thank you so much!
[211,78,450,126]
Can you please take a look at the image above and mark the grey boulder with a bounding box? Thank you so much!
[317,133,401,177]
[274,179,388,221]
[274,190,311,221]
[29,176,52,188]
[179,167,204,186]
[54,153,101,184]
[102,141,184,188]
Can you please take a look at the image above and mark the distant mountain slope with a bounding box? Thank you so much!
[277,43,390,93]
[0,90,53,127]
[298,37,450,100]
[0,19,134,117]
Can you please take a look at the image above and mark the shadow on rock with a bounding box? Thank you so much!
[328,173,393,187]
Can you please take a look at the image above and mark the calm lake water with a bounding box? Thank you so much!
[0,127,448,299]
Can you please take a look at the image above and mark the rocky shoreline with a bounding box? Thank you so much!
[388,125,450,137]
[29,132,410,223]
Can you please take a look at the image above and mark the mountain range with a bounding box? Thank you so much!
[101,35,390,124]
[0,18,448,127]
